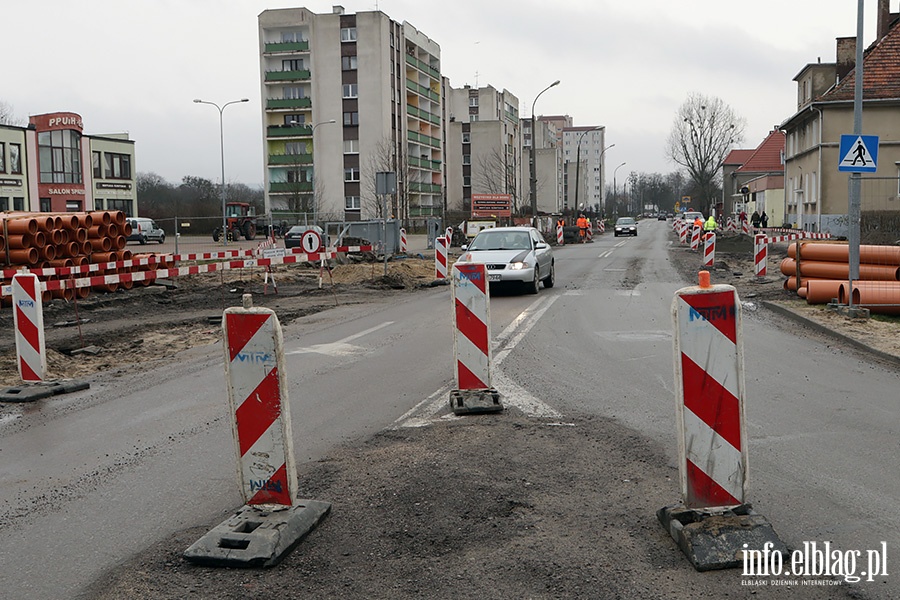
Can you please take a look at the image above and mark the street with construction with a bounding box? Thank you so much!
[0,218,899,599]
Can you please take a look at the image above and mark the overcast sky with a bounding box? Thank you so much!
[3,1,884,187]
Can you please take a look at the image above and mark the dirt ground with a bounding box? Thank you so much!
[3,237,895,599]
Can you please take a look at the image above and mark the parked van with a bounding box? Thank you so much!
[127,218,166,244]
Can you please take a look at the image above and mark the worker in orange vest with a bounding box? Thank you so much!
[576,214,588,242]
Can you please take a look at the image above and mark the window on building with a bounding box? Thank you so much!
[0,197,7,210]
[284,114,305,125]
[104,153,132,179]
[66,200,83,212]
[462,133,470,144]
[95,198,105,211]
[38,129,82,184]
[342,55,357,70]
[345,195,361,210]
[343,111,359,126]
[463,154,471,165]
[342,83,358,98]
[281,31,304,43]
[284,142,304,155]
[286,169,311,183]
[13,197,23,210]
[6,143,18,173]
[469,115,479,122]
[92,151,102,179]
[0,142,5,172]
[107,198,131,215]
[282,59,304,71]
[463,176,471,187]
[469,97,478,107]
[341,27,357,42]
[343,139,359,154]
[283,86,303,100]
[344,167,360,182]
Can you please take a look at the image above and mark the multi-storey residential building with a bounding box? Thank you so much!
[258,6,443,224]
[445,83,520,215]
[0,112,136,215]
[521,116,562,216]
[780,0,900,234]
[561,126,607,215]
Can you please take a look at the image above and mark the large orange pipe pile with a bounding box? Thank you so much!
[1,210,164,302]
[781,241,900,314]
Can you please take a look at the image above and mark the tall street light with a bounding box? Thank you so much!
[310,119,336,225]
[597,143,615,217]
[194,97,249,245]
[612,162,627,218]
[529,80,560,228]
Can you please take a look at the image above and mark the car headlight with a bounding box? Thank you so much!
[508,261,527,270]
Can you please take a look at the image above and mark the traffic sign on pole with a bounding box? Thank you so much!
[838,134,879,173]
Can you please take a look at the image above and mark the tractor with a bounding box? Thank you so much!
[212,202,257,242]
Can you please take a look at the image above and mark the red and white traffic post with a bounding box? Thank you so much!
[689,224,701,250]
[703,232,715,268]
[557,223,564,245]
[679,221,688,245]
[434,235,448,280]
[754,233,768,278]
[184,295,330,567]
[12,273,46,382]
[399,228,408,253]
[658,271,784,571]
[449,263,501,414]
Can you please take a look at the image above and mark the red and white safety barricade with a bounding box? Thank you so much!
[726,218,736,233]
[223,303,298,507]
[690,225,701,251]
[703,233,715,268]
[12,273,46,382]
[557,223,564,245]
[586,227,593,242]
[741,220,750,236]
[446,227,454,246]
[598,221,605,234]
[672,274,748,509]
[449,263,501,414]
[754,233,768,277]
[435,236,448,279]
[678,221,687,245]
[399,228,408,253]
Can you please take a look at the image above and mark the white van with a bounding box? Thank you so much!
[127,218,166,244]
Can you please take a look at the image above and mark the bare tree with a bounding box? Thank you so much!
[473,147,519,212]
[666,93,745,216]
[0,101,24,126]
[361,136,412,222]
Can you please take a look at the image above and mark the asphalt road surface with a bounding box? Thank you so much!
[0,219,897,598]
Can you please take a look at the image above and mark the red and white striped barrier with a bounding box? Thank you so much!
[557,224,564,245]
[399,228,408,253]
[679,221,688,245]
[599,221,605,234]
[586,227,593,242]
[12,273,46,382]
[726,218,736,233]
[435,236,448,279]
[754,233,768,277]
[223,301,297,507]
[741,220,750,236]
[703,233,715,268]
[449,263,501,414]
[446,227,453,246]
[672,274,747,509]
[690,225,701,251]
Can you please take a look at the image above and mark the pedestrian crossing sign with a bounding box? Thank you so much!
[838,134,879,172]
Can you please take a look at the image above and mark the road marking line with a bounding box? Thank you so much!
[598,250,613,258]
[287,321,394,356]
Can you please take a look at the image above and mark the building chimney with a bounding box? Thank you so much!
[332,5,344,14]
[835,36,856,80]
[878,0,891,41]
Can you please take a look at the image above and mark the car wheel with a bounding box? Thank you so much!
[543,261,555,288]
[526,266,540,295]
[158,234,165,244]
[614,232,619,237]
[139,235,147,245]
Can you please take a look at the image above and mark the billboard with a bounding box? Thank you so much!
[471,194,511,218]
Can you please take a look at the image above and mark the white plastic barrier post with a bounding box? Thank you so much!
[703,233,715,268]
[12,273,46,382]
[446,227,453,246]
[449,263,501,414]
[754,233,768,278]
[690,225,701,250]
[435,236,448,279]
[399,228,408,253]
[679,221,688,245]
[557,223,564,245]
[672,272,747,509]
[741,219,750,236]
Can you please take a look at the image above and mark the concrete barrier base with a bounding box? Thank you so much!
[183,500,331,568]
[0,379,90,403]
[449,388,502,415]
[657,503,787,571]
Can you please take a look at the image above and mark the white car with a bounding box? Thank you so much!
[457,226,554,294]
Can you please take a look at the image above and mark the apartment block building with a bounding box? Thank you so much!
[258,5,443,223]
[521,116,562,215]
[445,83,521,215]
[561,126,607,215]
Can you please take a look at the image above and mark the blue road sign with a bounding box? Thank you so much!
[838,135,879,173]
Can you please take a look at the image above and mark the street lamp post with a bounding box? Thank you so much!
[310,119,336,225]
[573,128,599,218]
[612,162,626,218]
[529,80,560,229]
[194,97,249,245]
[597,143,615,217]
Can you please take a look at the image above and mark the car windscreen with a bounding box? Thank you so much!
[469,231,532,251]
[616,219,635,225]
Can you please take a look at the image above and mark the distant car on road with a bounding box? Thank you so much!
[457,226,554,294]
[614,217,638,237]
[657,213,667,221]
[127,218,165,245]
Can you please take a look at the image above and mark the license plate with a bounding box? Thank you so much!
[489,274,501,282]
